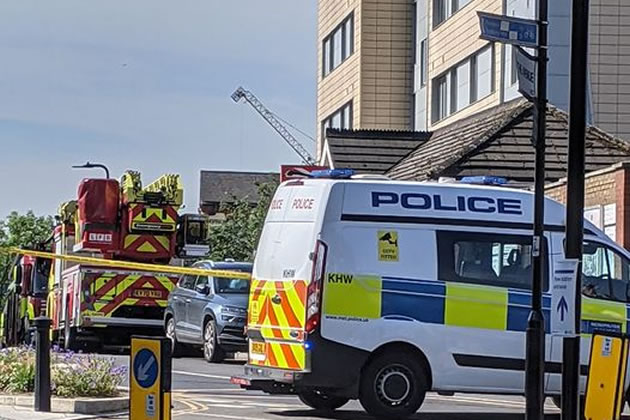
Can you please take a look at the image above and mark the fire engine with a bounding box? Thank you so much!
[2,169,209,349]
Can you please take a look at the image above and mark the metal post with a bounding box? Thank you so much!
[562,0,590,418]
[33,317,51,412]
[524,0,548,419]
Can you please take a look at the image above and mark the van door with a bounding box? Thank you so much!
[248,183,327,372]
[436,230,553,393]
[547,239,630,394]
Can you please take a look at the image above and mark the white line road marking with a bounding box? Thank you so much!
[175,388,247,393]
[187,412,274,420]
[172,370,232,380]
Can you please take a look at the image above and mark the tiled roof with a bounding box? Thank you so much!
[325,129,430,174]
[199,170,278,205]
[387,99,630,183]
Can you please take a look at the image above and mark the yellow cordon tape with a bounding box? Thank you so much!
[0,247,251,280]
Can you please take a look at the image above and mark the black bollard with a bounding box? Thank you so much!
[33,317,51,412]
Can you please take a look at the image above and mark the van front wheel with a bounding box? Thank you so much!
[359,351,427,419]
[298,389,348,411]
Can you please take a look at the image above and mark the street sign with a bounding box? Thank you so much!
[134,349,158,389]
[551,259,580,337]
[478,12,539,48]
[515,46,537,101]
[130,337,172,420]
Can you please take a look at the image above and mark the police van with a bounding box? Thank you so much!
[234,171,630,418]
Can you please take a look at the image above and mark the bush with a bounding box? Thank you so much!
[0,346,126,398]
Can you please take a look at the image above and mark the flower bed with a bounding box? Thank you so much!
[0,346,126,398]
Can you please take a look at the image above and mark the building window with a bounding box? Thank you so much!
[322,13,354,77]
[434,0,472,27]
[432,44,494,122]
[321,102,353,139]
[437,231,548,291]
[420,39,427,87]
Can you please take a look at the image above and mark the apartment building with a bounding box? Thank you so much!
[316,0,416,155]
[317,0,630,157]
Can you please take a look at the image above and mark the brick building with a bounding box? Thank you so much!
[546,162,630,249]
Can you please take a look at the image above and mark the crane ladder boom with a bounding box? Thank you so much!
[231,87,316,165]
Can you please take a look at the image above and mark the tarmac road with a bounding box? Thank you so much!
[107,353,570,420]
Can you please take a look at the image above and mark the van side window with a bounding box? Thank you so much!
[582,241,630,303]
[179,274,197,289]
[437,231,548,291]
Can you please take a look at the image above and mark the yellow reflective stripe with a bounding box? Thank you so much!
[323,274,382,319]
[268,342,288,368]
[124,235,139,249]
[445,283,508,330]
[155,236,170,250]
[582,297,627,333]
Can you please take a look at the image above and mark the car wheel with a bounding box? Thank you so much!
[298,389,349,411]
[165,317,183,357]
[203,318,224,363]
[359,351,428,419]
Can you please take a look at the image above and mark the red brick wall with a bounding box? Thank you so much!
[545,165,630,249]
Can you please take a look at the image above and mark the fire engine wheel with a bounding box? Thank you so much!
[359,351,427,419]
[298,389,349,411]
[203,318,224,363]
[165,317,183,357]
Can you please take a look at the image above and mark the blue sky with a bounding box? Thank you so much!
[0,1,317,217]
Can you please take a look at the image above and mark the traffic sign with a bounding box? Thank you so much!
[515,46,537,101]
[133,349,158,389]
[130,337,172,420]
[551,259,579,337]
[478,12,539,48]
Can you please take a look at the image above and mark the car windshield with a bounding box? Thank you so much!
[214,276,249,294]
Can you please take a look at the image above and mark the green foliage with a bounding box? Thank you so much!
[0,347,125,398]
[0,211,54,299]
[209,181,278,262]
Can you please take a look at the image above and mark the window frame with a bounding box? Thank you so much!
[437,230,549,292]
[322,12,355,78]
[431,44,494,123]
[321,101,353,139]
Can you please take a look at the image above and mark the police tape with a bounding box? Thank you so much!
[0,247,252,280]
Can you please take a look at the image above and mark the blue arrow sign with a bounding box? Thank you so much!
[557,296,569,322]
[478,12,539,48]
[133,348,158,389]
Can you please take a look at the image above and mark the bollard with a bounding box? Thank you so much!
[33,317,51,412]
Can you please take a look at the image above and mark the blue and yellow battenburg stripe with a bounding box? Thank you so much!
[324,273,628,334]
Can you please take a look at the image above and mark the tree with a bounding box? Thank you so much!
[208,181,278,262]
[0,211,54,298]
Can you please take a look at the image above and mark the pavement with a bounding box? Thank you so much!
[0,352,628,420]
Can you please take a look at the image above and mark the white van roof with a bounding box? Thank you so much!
[280,178,603,238]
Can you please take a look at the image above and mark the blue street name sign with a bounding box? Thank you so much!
[478,12,539,48]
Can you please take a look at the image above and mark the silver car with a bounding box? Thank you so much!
[164,260,252,362]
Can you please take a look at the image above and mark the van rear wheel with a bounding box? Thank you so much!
[359,351,427,419]
[298,389,349,411]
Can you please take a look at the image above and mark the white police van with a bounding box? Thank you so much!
[235,170,630,418]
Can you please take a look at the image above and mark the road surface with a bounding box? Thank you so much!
[106,353,572,420]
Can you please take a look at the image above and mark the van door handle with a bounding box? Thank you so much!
[185,299,191,303]
[271,295,282,305]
